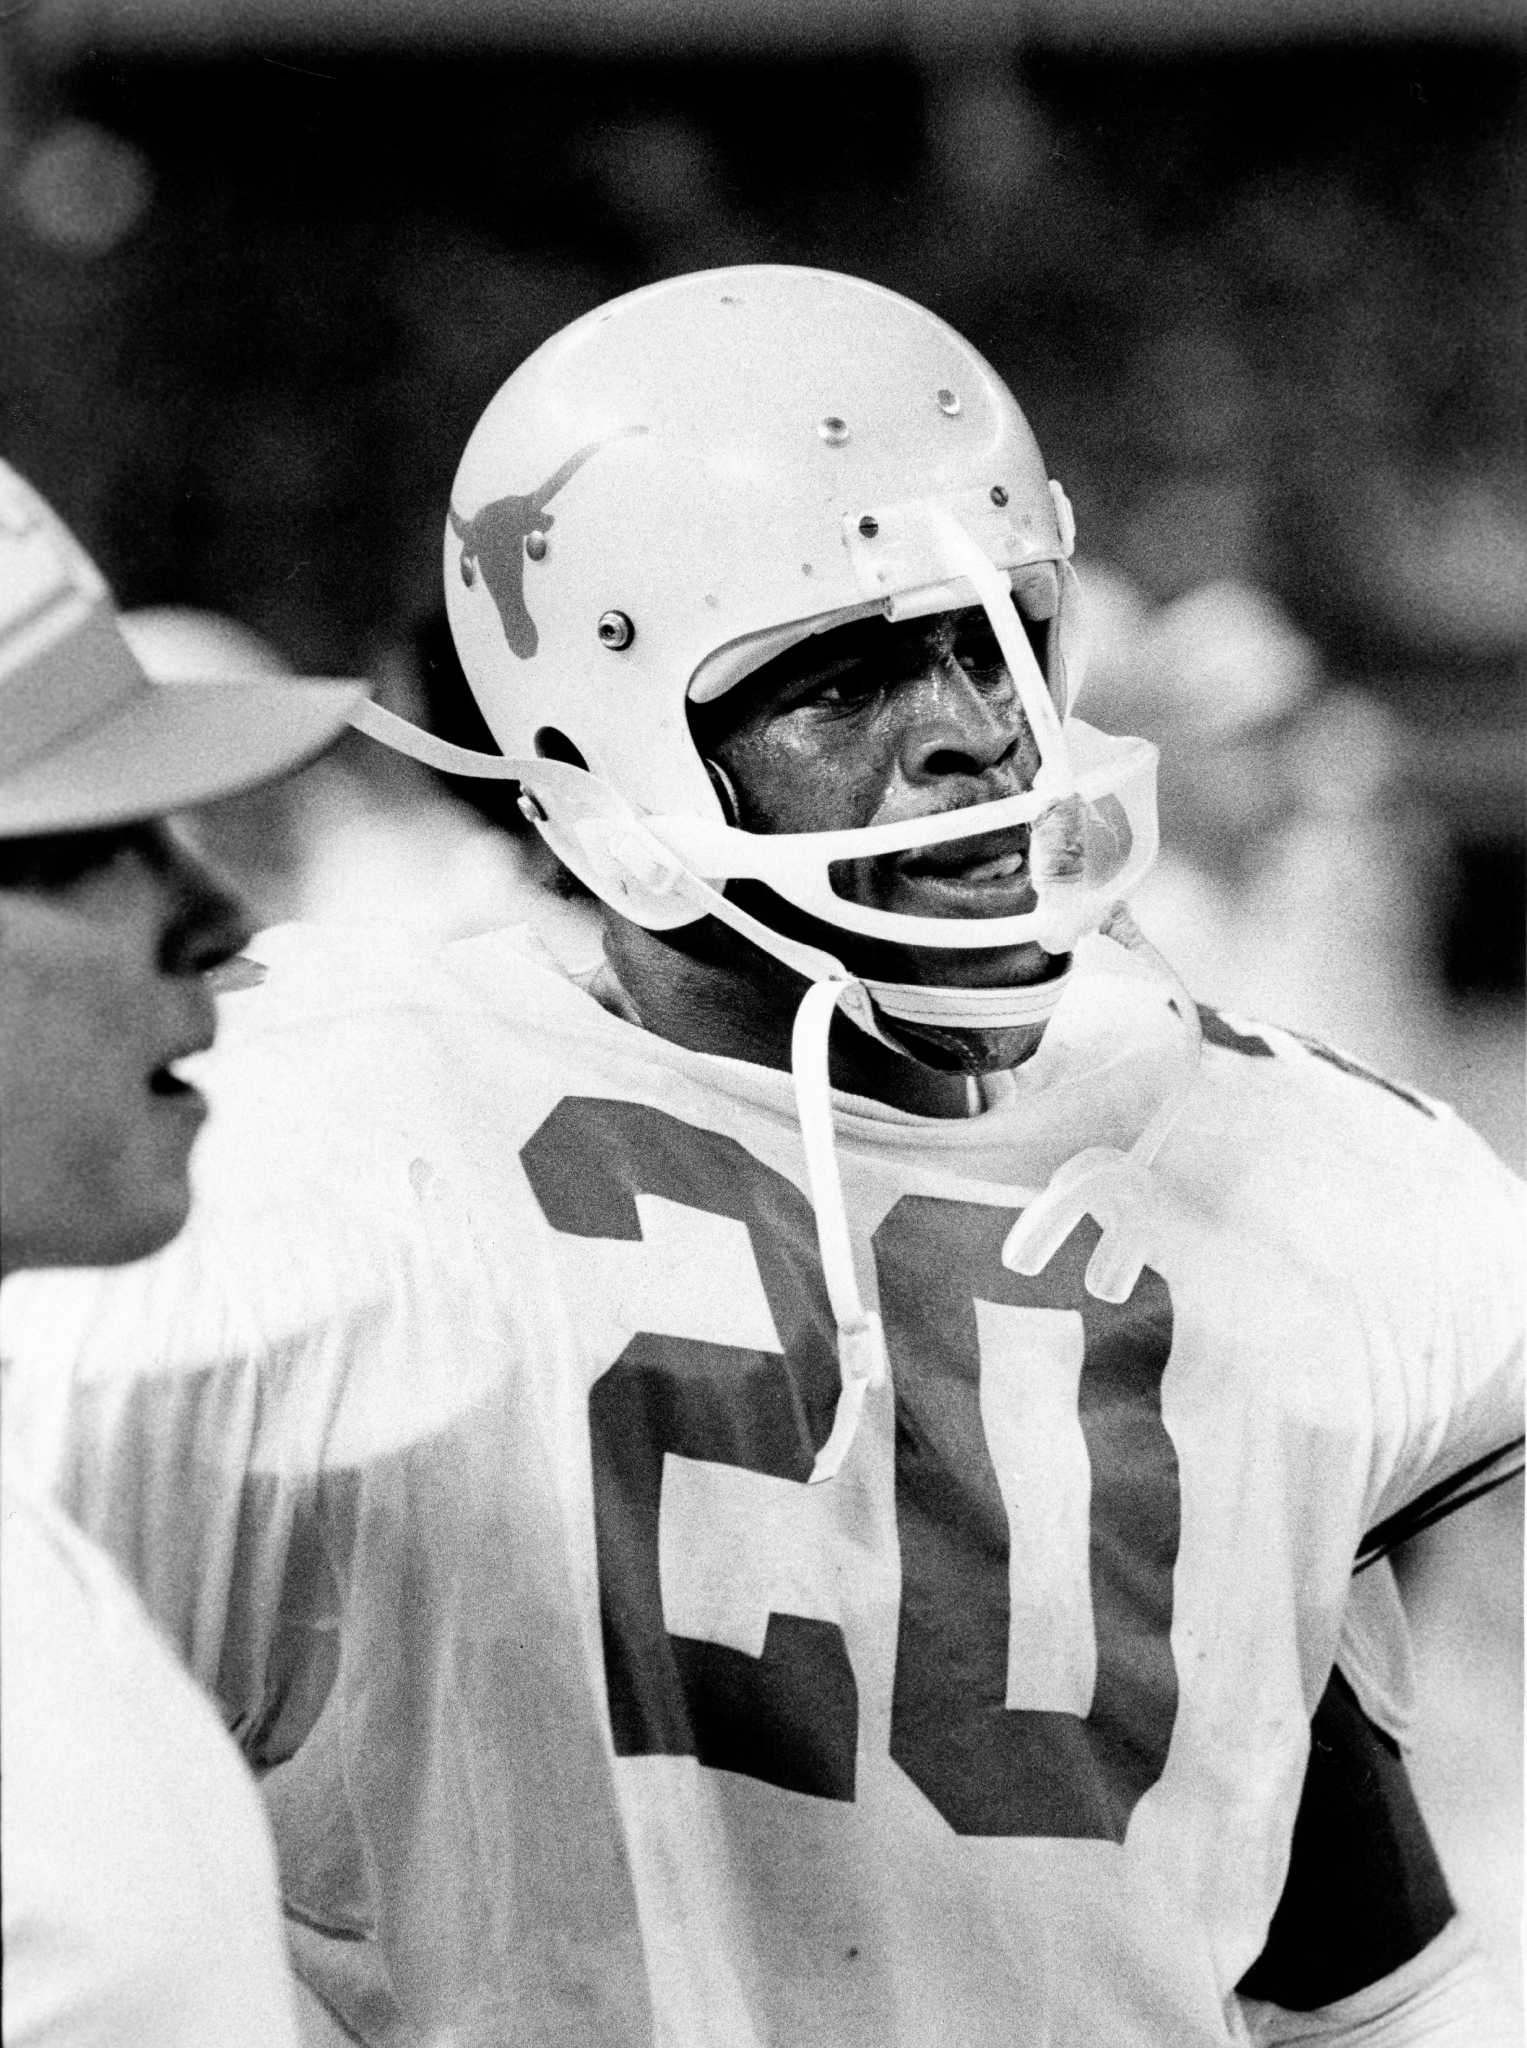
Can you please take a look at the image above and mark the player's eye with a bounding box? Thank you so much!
[811,673,884,710]
[958,607,1049,683]
[0,822,150,891]
[954,637,1004,677]
[792,656,889,711]
[941,620,1008,683]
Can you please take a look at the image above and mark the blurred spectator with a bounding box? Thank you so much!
[583,113,761,277]
[1082,573,1449,1088]
[1071,554,1151,710]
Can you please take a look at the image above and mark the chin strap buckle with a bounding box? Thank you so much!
[809,1311,889,1486]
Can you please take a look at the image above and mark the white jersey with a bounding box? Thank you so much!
[0,1467,301,2048]
[3,922,1521,2048]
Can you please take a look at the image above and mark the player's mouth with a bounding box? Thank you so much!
[888,824,1037,916]
[148,1024,215,1111]
[148,1062,203,1099]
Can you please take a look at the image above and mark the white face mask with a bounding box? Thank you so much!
[648,719,1158,958]
[561,502,1159,1027]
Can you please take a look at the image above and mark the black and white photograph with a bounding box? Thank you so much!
[2,1,1523,2041]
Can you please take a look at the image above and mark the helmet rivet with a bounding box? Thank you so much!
[990,484,1009,508]
[818,416,850,445]
[597,609,635,650]
[857,514,879,539]
[936,387,961,415]
[459,553,477,587]
[516,789,547,825]
[525,529,548,563]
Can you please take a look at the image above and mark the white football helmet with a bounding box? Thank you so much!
[354,264,1160,1006]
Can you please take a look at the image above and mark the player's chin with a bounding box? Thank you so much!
[49,1185,191,1271]
[108,1131,201,1264]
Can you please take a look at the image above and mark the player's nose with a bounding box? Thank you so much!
[154,822,254,977]
[897,653,1031,789]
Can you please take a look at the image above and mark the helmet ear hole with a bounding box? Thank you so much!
[534,726,588,771]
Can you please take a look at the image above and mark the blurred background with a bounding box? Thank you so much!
[2,0,1522,2020]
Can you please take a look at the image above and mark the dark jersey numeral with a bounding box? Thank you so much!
[522,1097,1181,1839]
[877,1196,1179,1839]
[523,1098,858,1799]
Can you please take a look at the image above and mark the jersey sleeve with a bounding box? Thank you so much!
[1192,1010,1524,1555]
[1364,1101,1524,1542]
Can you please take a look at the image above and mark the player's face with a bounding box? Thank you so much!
[693,605,1052,988]
[0,820,250,1276]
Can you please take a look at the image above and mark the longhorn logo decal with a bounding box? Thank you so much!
[450,428,647,658]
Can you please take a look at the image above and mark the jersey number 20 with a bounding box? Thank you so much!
[522,1097,1180,1842]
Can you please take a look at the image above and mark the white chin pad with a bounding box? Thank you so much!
[650,721,1158,954]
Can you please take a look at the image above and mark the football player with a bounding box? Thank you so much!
[0,462,364,2043]
[5,271,1522,2045]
